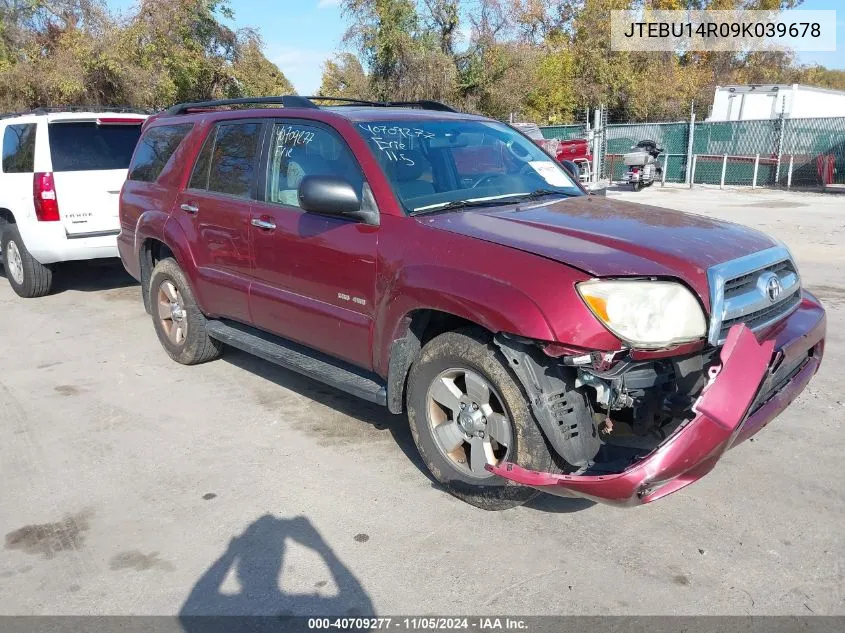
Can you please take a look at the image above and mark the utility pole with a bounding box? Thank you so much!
[592,107,602,185]
[684,100,696,186]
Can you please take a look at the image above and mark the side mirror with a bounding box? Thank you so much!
[559,160,579,180]
[298,175,372,222]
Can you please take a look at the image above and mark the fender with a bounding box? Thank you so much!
[374,263,557,379]
[133,211,202,313]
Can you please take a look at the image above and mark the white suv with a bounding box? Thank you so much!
[0,108,147,297]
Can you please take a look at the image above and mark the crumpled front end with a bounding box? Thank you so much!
[489,293,825,506]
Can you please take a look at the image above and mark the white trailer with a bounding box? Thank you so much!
[707,84,845,121]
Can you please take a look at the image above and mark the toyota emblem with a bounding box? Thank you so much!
[765,275,783,303]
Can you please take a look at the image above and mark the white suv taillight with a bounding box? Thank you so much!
[33,172,60,222]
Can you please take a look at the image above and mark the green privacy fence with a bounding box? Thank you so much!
[541,116,845,188]
[604,122,690,183]
[780,117,845,187]
[539,124,587,141]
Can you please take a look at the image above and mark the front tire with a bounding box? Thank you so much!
[406,328,554,510]
[149,257,222,365]
[1,225,52,298]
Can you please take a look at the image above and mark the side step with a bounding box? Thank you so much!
[206,320,387,406]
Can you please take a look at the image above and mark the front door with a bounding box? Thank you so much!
[249,120,378,369]
[171,120,264,323]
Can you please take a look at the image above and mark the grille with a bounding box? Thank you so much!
[723,260,795,296]
[707,246,801,346]
[718,289,801,342]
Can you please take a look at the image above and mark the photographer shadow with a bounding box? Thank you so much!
[180,514,374,633]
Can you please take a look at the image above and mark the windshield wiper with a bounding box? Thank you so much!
[409,189,572,217]
[410,195,528,216]
[509,188,572,201]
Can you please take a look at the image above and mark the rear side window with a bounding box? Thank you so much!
[128,124,193,182]
[188,122,261,198]
[48,122,142,172]
[2,124,36,173]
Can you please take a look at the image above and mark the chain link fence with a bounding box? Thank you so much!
[541,115,845,189]
[538,124,587,141]
[781,117,845,187]
[604,122,690,183]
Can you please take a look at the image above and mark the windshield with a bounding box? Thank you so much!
[356,119,582,214]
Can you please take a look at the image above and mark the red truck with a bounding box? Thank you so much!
[118,96,825,510]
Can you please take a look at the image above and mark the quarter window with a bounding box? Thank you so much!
[189,130,214,190]
[128,124,193,182]
[266,123,363,208]
[2,124,36,173]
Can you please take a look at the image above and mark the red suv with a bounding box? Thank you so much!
[118,96,825,510]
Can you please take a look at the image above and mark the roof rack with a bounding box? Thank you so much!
[304,96,383,107]
[163,95,458,115]
[0,105,150,120]
[305,96,457,112]
[165,96,318,115]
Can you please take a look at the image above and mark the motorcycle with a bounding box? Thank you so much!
[622,140,663,191]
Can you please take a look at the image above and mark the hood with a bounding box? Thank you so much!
[419,195,777,308]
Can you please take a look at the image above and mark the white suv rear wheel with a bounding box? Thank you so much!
[1,225,53,298]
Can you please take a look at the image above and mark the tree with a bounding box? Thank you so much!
[0,0,293,111]
[323,0,837,123]
[339,0,457,102]
[422,0,459,56]
[318,53,372,99]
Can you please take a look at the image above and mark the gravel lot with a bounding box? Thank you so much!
[0,185,843,616]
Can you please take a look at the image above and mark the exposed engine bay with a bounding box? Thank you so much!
[494,334,718,474]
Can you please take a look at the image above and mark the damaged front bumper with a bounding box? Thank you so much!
[488,292,826,506]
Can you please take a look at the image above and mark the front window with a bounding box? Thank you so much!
[356,119,582,214]
[266,122,363,208]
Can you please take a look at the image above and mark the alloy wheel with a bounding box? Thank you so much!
[425,368,513,479]
[6,240,24,285]
[157,279,188,345]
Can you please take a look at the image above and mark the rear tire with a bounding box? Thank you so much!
[1,224,53,298]
[149,257,222,365]
[406,328,554,510]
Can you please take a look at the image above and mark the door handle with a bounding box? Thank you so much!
[180,203,199,214]
[251,218,276,231]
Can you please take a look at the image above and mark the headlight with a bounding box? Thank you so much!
[577,279,707,349]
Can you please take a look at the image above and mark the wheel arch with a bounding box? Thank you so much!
[383,305,548,414]
[0,208,15,239]
[137,217,197,315]
[139,237,175,313]
[378,265,557,414]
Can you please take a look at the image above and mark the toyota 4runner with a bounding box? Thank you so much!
[0,108,147,297]
[118,96,825,510]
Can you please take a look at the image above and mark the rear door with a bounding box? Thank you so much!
[171,119,263,323]
[47,116,144,236]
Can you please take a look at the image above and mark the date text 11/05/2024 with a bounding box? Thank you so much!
[307,617,529,630]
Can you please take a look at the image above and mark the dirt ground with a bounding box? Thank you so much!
[0,184,842,616]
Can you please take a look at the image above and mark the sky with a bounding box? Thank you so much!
[107,0,844,96]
